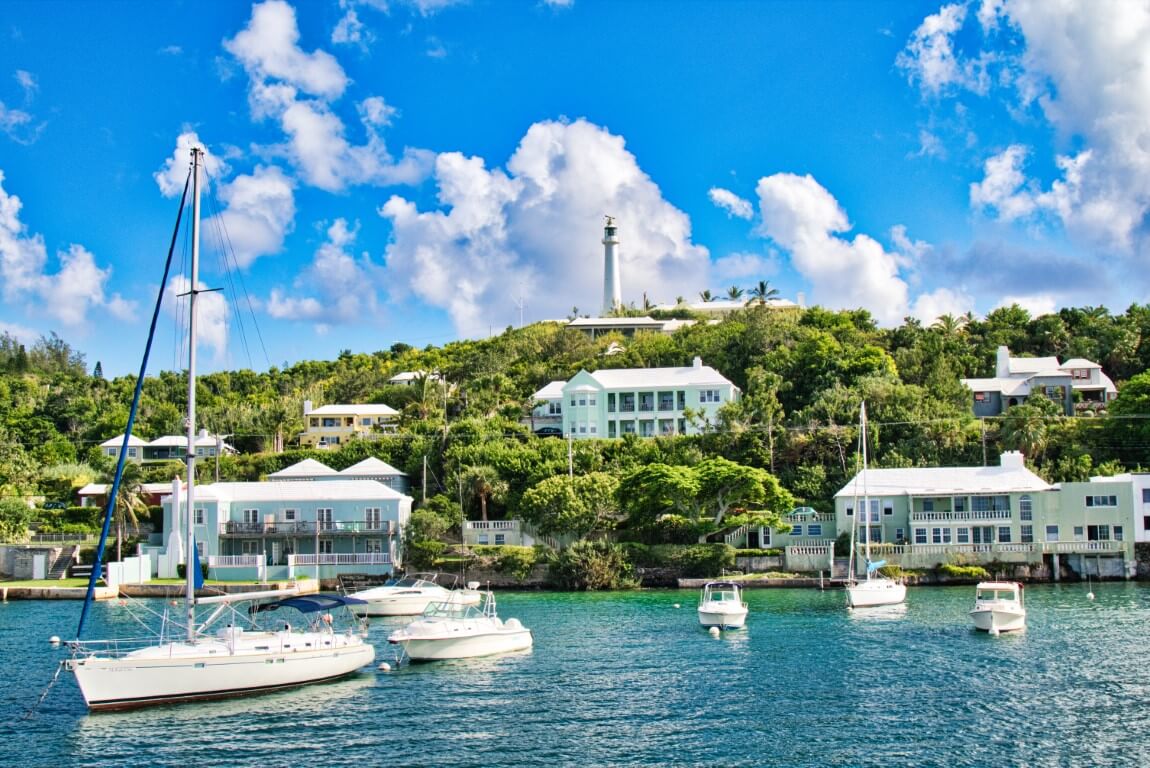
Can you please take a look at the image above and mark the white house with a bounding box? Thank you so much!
[268,457,411,494]
[100,431,235,464]
[962,346,1117,417]
[561,357,740,438]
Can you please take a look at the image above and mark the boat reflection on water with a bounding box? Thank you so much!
[846,602,908,622]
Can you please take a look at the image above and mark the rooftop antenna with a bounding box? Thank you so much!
[513,287,526,328]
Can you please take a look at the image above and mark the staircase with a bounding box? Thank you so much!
[47,546,80,580]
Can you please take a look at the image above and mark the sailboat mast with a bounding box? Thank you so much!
[861,402,870,571]
[185,147,203,642]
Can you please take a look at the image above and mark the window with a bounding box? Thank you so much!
[608,422,617,438]
[1046,525,1059,541]
[808,524,822,537]
[366,540,383,554]
[365,508,382,529]
[621,421,636,435]
[846,505,853,517]
[998,526,1012,543]
[895,528,905,543]
[639,394,654,412]
[284,508,296,522]
[923,499,934,512]
[310,417,319,427]
[659,419,674,435]
[570,397,576,407]
[194,508,205,525]
[242,540,259,555]
[1115,526,1124,541]
[1086,495,1118,507]
[972,495,1010,513]
[974,392,987,402]
[579,424,587,434]
[883,504,893,517]
[549,401,562,415]
[1074,525,1084,541]
[954,497,966,513]
[317,508,333,530]
[361,418,373,426]
[607,394,616,412]
[242,508,260,525]
[956,527,970,544]
[578,396,587,406]
[932,528,943,544]
[677,391,686,409]
[1019,495,1032,521]
[322,417,339,427]
[1020,525,1033,543]
[678,419,686,434]
[914,528,927,544]
[319,540,333,555]
[477,533,489,545]
[495,533,506,545]
[1071,368,1090,381]
[127,447,138,458]
[1142,488,1150,504]
[658,391,674,410]
[589,396,597,406]
[620,393,635,412]
[792,524,803,537]
[589,424,597,434]
[699,389,720,403]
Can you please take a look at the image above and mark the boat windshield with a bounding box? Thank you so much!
[424,600,484,620]
[976,588,1018,601]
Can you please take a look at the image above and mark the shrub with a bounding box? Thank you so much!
[937,563,991,580]
[405,539,447,571]
[547,541,637,591]
[734,548,782,557]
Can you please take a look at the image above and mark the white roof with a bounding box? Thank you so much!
[307,403,398,416]
[577,361,735,389]
[1008,355,1061,375]
[567,317,666,329]
[181,479,407,503]
[961,377,1032,396]
[388,371,439,383]
[147,434,231,448]
[79,482,174,496]
[533,380,567,400]
[267,459,339,478]
[100,434,148,448]
[1060,358,1100,370]
[835,462,1051,498]
[340,457,407,477]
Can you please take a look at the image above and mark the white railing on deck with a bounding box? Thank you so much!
[209,555,263,568]
[465,520,519,531]
[289,553,391,566]
[910,510,1012,522]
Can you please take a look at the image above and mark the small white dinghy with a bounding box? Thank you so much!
[970,581,1026,635]
[696,582,748,630]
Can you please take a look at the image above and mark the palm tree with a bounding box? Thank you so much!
[748,280,779,305]
[698,289,715,302]
[110,462,148,561]
[726,285,745,301]
[931,313,966,338]
[461,465,508,522]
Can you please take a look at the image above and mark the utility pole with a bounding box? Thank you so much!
[568,431,574,480]
[422,455,427,505]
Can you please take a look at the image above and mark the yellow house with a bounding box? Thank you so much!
[299,400,399,450]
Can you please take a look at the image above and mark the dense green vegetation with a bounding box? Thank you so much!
[3,302,1150,557]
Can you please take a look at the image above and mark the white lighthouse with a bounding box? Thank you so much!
[601,215,621,315]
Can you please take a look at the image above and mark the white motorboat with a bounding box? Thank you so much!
[970,581,1026,634]
[68,592,376,710]
[387,590,533,661]
[64,148,375,710]
[349,572,482,617]
[696,581,748,629]
[845,402,907,610]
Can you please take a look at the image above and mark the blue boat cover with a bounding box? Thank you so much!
[249,593,367,614]
[866,560,886,573]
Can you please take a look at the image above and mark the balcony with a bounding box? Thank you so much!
[910,509,1012,522]
[219,520,396,537]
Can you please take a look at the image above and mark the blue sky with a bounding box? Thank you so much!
[1,0,1148,376]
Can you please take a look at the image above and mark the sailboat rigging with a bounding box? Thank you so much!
[64,147,375,710]
[845,402,907,609]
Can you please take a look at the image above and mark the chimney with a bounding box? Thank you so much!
[303,399,313,415]
[996,346,1011,378]
[1000,451,1025,470]
[693,356,703,368]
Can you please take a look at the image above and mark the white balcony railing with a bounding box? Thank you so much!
[465,520,519,531]
[289,553,391,566]
[910,510,1012,522]
[208,555,263,568]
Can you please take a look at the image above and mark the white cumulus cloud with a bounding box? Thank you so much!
[708,187,754,220]
[752,173,911,325]
[225,0,433,192]
[210,165,297,268]
[166,274,230,363]
[380,118,711,334]
[154,131,230,198]
[266,218,380,326]
[0,171,134,328]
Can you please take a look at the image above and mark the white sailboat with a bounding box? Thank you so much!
[65,147,375,710]
[845,402,907,610]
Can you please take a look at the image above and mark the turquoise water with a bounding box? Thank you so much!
[4,584,1150,767]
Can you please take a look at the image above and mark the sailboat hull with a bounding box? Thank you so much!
[846,578,907,609]
[69,632,375,711]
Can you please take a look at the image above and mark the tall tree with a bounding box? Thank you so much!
[748,280,780,305]
[460,464,508,522]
